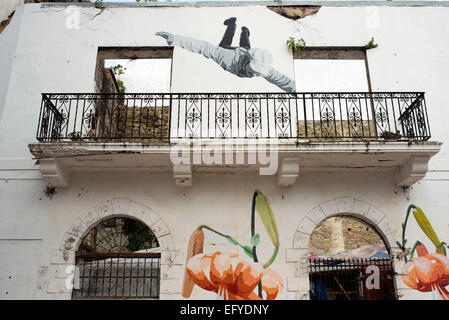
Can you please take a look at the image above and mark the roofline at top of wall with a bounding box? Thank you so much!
[38,1,449,9]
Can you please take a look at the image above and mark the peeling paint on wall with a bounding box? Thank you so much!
[267,6,320,20]
[0,11,14,34]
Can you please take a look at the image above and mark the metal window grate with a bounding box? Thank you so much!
[72,252,161,299]
[72,217,160,299]
[308,257,396,300]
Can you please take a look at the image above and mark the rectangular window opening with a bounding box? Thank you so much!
[294,47,371,93]
[90,47,173,142]
[293,47,378,140]
[95,47,173,94]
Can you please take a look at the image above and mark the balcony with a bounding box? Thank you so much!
[28,92,441,187]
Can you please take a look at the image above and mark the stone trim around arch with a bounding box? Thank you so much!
[45,198,184,300]
[284,197,404,301]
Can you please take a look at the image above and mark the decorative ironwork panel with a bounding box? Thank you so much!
[245,96,262,138]
[274,96,292,138]
[185,95,202,138]
[36,92,431,142]
[346,94,365,138]
[308,257,397,300]
[216,95,232,138]
[319,94,337,138]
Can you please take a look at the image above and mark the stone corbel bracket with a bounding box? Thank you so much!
[397,155,431,187]
[39,158,71,187]
[173,163,192,187]
[278,157,300,187]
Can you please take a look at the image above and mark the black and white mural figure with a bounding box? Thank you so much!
[156,17,295,92]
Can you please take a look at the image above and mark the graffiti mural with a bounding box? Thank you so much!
[181,190,284,300]
[397,205,449,300]
[156,17,295,92]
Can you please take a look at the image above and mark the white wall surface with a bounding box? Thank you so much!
[0,3,448,300]
[295,59,369,91]
[0,239,42,299]
[0,3,24,122]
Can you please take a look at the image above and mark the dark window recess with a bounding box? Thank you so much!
[308,216,397,301]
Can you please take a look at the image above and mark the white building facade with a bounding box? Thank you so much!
[0,1,448,300]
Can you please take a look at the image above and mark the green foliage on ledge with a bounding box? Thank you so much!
[286,37,306,58]
[365,37,378,50]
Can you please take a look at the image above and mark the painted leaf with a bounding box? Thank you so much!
[437,244,447,256]
[251,233,260,246]
[241,245,254,259]
[412,207,444,255]
[254,190,280,247]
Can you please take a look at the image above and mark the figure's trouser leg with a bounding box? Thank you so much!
[239,27,251,50]
[170,35,235,72]
[219,17,237,49]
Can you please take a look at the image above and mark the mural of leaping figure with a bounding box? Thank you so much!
[156,17,296,93]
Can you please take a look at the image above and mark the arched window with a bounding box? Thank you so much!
[72,217,160,299]
[308,216,396,300]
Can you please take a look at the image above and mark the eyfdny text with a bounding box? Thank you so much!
[179,304,269,317]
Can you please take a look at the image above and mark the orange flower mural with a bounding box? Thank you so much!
[398,205,449,300]
[182,190,283,300]
[402,250,449,299]
[185,251,284,300]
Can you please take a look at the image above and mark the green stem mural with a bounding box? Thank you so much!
[250,191,262,297]
[409,240,422,261]
[195,190,280,299]
[397,204,448,262]
[396,204,416,263]
[399,205,449,300]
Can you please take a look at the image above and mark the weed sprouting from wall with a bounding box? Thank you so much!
[44,185,57,199]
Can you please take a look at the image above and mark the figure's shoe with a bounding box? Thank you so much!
[224,17,237,25]
[241,26,250,37]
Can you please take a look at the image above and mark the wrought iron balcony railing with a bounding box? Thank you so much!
[36,92,431,143]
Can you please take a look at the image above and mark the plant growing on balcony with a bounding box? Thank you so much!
[286,37,306,58]
[112,64,127,93]
[123,219,158,251]
[68,131,83,142]
[365,37,378,49]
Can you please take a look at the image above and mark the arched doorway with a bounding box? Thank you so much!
[308,215,396,300]
[72,217,161,299]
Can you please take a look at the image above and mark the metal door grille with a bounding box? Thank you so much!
[308,258,396,300]
[72,217,160,299]
[72,252,160,299]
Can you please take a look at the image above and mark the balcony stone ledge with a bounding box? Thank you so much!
[28,140,442,188]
